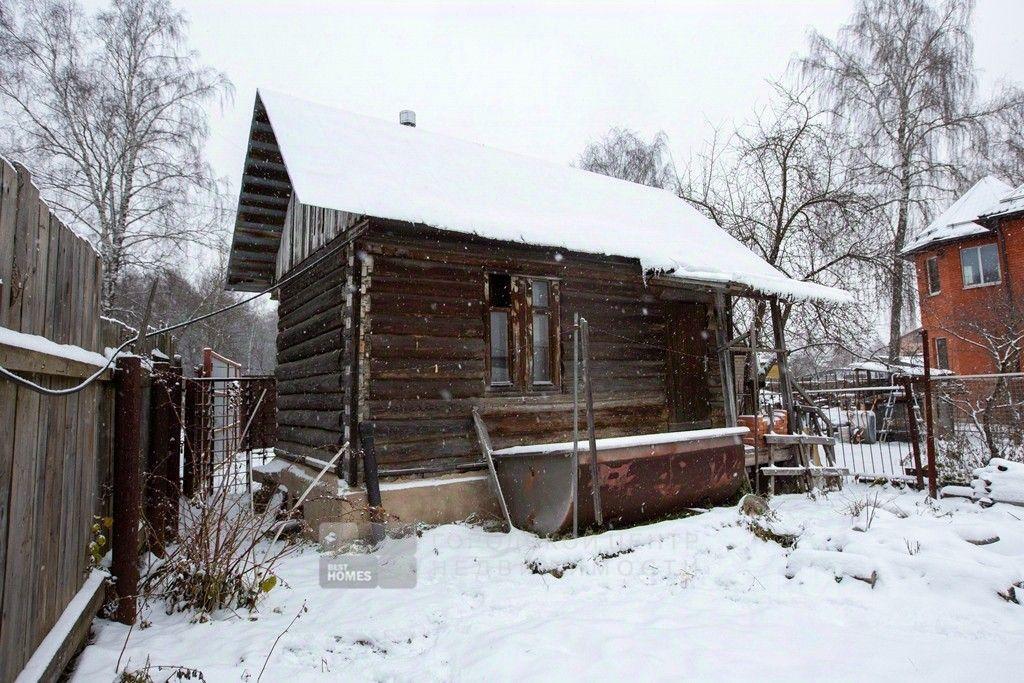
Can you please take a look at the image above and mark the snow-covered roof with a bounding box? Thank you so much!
[901,176,1012,255]
[239,90,848,303]
[849,357,954,377]
[980,182,1024,222]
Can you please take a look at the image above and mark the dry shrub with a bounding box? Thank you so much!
[142,479,299,616]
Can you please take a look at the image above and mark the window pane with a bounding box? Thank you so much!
[927,257,940,294]
[532,281,549,308]
[936,338,950,370]
[489,311,510,384]
[488,273,512,307]
[961,248,981,286]
[532,312,551,382]
[980,243,1001,283]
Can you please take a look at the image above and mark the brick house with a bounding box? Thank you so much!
[903,176,1024,375]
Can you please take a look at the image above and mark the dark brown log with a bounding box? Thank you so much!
[277,409,344,430]
[277,306,344,348]
[276,391,345,413]
[369,334,484,361]
[277,324,344,365]
[276,374,345,395]
[274,350,343,382]
[371,315,484,338]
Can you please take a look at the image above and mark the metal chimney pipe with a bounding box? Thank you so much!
[399,110,416,127]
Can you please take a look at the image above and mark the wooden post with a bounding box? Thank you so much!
[571,313,580,539]
[901,377,925,490]
[357,422,384,544]
[713,292,737,427]
[748,310,761,492]
[769,298,795,433]
[166,358,183,541]
[182,376,198,498]
[146,359,171,556]
[112,355,142,625]
[579,317,603,526]
[920,329,939,498]
[472,408,514,530]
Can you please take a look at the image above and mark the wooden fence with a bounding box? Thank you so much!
[0,158,113,682]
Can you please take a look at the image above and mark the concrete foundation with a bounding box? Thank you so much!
[253,458,502,539]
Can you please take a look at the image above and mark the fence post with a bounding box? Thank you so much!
[166,358,183,541]
[146,359,170,556]
[182,376,197,498]
[920,329,939,498]
[112,355,142,625]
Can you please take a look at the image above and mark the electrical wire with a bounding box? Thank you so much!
[0,226,363,397]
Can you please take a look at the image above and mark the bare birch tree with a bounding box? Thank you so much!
[973,99,1024,187]
[800,0,1020,361]
[0,0,231,313]
[577,127,676,189]
[679,83,882,370]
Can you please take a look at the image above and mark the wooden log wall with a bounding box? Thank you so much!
[0,159,112,681]
[274,231,351,460]
[360,220,721,473]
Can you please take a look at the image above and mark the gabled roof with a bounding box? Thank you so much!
[901,176,1013,256]
[980,182,1024,223]
[228,89,849,302]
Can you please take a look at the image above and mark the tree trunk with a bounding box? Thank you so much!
[888,156,912,362]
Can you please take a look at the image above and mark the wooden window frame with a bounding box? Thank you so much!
[960,243,1001,289]
[484,273,561,393]
[925,256,941,296]
[485,274,514,388]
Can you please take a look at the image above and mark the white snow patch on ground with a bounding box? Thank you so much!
[72,483,1024,682]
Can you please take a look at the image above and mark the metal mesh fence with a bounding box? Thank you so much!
[184,369,276,495]
[799,382,923,481]
[931,374,1024,483]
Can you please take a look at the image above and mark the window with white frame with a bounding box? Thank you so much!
[935,337,950,371]
[960,243,1001,288]
[926,256,941,295]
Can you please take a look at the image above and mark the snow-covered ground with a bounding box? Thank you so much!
[73,482,1024,682]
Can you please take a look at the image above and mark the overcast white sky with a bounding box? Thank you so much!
[152,0,1024,191]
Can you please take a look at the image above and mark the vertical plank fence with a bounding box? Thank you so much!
[0,159,178,681]
[0,159,110,682]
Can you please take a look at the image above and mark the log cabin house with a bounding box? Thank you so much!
[227,90,849,533]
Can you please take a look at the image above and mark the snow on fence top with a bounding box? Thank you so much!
[254,89,850,303]
[902,176,1014,255]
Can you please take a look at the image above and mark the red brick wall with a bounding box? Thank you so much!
[912,217,1024,375]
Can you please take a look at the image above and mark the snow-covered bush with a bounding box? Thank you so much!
[142,484,298,616]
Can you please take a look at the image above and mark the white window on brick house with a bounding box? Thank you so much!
[926,256,941,295]
[960,243,1001,288]
[935,337,950,370]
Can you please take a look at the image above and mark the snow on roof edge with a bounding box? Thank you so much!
[902,176,1013,255]
[255,88,851,305]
